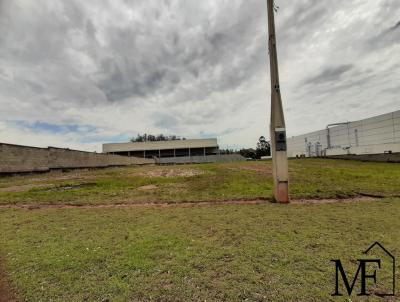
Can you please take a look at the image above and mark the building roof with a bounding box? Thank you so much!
[102,138,218,153]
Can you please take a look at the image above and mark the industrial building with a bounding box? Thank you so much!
[287,110,400,157]
[103,138,219,159]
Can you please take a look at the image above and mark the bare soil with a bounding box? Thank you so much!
[138,168,205,178]
[0,196,378,210]
[290,196,377,204]
[136,184,158,191]
[0,184,51,192]
[0,260,17,302]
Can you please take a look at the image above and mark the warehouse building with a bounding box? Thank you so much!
[103,138,219,159]
[287,110,400,157]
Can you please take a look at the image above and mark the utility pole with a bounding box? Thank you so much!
[267,0,289,203]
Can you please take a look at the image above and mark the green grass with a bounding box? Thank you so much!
[0,199,399,301]
[0,159,399,205]
[0,159,399,301]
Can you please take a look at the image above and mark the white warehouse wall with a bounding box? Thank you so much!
[287,110,400,157]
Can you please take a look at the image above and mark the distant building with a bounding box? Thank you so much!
[103,138,219,159]
[287,110,400,157]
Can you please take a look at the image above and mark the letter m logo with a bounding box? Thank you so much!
[331,259,381,296]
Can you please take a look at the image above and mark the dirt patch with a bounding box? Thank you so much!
[0,181,99,193]
[139,168,205,178]
[136,184,158,191]
[0,196,380,210]
[0,184,51,193]
[290,196,377,204]
[0,199,266,210]
[2,170,90,183]
[0,259,18,302]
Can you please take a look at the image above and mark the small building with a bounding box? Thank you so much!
[102,138,219,159]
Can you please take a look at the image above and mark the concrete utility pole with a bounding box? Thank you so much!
[267,0,289,203]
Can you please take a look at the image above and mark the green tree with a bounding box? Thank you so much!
[256,136,271,159]
[239,148,257,159]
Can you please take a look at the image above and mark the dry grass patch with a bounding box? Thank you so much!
[136,184,158,191]
[138,167,206,178]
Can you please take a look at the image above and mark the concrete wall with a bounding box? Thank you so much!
[0,144,49,173]
[0,143,154,173]
[155,154,245,164]
[287,110,400,157]
[325,143,400,156]
[328,153,400,163]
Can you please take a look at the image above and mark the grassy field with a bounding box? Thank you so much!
[0,159,399,301]
[0,159,399,205]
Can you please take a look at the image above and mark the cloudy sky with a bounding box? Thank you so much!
[0,0,399,151]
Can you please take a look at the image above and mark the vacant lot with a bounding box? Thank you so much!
[0,159,399,301]
[0,159,399,205]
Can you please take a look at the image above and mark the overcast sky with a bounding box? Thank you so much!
[0,0,399,151]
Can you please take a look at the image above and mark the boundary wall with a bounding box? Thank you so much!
[327,153,400,163]
[0,143,154,173]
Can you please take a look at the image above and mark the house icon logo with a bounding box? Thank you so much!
[331,242,396,297]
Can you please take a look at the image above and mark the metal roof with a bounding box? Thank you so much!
[102,138,218,153]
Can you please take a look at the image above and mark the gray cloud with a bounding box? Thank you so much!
[0,0,400,151]
[389,20,400,31]
[304,64,354,85]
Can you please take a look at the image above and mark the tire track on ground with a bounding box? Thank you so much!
[0,259,18,302]
[0,196,379,210]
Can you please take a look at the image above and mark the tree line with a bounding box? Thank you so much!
[131,133,186,142]
[221,136,271,159]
